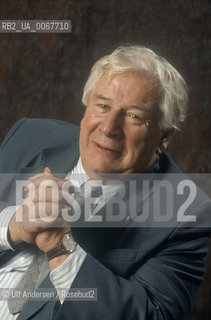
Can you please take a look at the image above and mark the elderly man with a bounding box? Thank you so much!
[0,45,210,320]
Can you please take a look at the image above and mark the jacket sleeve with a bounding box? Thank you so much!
[0,119,27,211]
[55,201,211,320]
[0,119,27,151]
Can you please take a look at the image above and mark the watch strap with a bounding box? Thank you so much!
[46,244,72,261]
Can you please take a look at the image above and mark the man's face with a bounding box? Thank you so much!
[79,70,165,178]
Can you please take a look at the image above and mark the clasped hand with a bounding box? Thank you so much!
[9,167,74,252]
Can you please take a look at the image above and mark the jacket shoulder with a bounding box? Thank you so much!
[1,118,79,150]
[0,118,80,172]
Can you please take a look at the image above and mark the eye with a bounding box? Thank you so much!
[96,104,109,112]
[129,113,139,119]
[126,112,146,126]
[98,104,108,109]
[126,112,141,120]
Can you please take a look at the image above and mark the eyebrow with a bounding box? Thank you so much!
[94,94,112,101]
[129,105,149,113]
[94,94,149,113]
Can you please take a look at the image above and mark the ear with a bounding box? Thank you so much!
[156,129,174,155]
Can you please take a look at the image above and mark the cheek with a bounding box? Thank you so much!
[79,117,89,150]
[81,109,99,131]
[126,129,159,158]
[80,112,99,146]
[126,129,147,151]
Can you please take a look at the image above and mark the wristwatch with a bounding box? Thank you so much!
[45,232,77,260]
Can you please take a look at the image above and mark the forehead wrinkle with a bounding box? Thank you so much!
[108,72,155,103]
[92,70,161,115]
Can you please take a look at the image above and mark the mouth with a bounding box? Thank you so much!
[93,142,122,156]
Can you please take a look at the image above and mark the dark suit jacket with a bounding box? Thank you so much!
[0,118,210,320]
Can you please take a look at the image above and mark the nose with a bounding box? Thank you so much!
[99,111,124,138]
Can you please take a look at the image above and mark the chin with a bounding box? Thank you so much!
[92,166,114,174]
[89,163,119,175]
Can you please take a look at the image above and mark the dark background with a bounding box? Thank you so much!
[0,0,210,319]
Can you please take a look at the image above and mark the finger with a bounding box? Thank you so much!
[43,167,53,175]
[23,199,73,220]
[28,172,46,181]
[28,175,63,188]
[21,218,70,233]
[25,186,67,203]
[15,202,72,232]
[22,213,71,231]
[26,178,76,198]
[22,217,70,230]
[28,167,53,182]
[25,173,45,191]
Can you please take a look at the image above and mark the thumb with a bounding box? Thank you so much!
[43,167,53,175]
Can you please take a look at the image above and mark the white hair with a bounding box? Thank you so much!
[82,45,188,131]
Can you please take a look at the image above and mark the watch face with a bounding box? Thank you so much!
[62,234,77,252]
